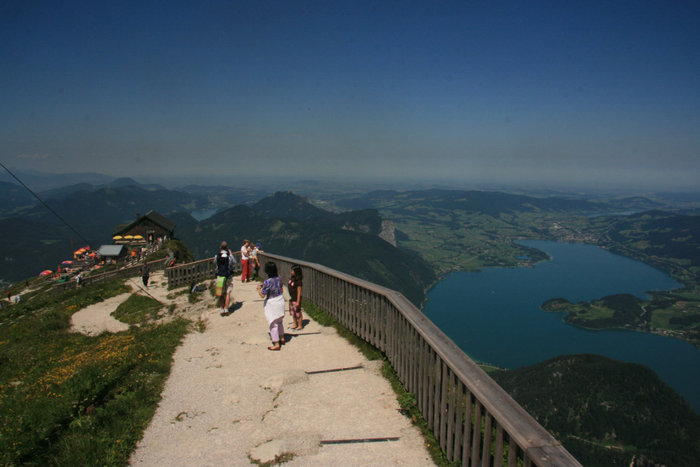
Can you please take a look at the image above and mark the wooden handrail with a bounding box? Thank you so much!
[165,252,242,287]
[172,252,581,466]
[53,257,170,291]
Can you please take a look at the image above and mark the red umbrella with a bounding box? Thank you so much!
[61,260,73,265]
[39,270,52,276]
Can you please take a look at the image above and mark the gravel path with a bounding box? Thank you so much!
[70,292,132,336]
[129,279,435,466]
[69,271,188,336]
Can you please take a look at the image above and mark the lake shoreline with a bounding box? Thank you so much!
[422,240,700,412]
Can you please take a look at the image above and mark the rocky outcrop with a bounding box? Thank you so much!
[379,220,397,246]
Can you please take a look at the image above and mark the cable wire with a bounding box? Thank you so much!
[0,160,92,246]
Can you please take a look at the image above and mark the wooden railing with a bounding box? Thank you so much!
[166,252,242,288]
[54,257,170,291]
[172,252,580,466]
[260,252,579,467]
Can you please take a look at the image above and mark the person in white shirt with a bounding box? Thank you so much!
[240,240,251,283]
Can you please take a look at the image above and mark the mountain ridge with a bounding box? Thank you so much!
[175,192,435,306]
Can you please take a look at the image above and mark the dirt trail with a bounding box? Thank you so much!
[68,273,434,465]
[129,279,434,466]
[69,271,187,336]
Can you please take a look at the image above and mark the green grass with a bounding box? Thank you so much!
[0,278,190,466]
[112,293,163,324]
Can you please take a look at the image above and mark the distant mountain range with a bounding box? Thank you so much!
[0,170,115,191]
[334,188,667,215]
[1,178,698,303]
[0,180,205,284]
[0,181,434,304]
[174,191,435,305]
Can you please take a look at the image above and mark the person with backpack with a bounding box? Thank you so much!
[214,241,235,316]
[140,263,150,287]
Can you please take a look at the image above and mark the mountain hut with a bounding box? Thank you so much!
[113,210,176,244]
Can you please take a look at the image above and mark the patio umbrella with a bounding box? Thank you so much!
[124,235,134,240]
[61,260,73,265]
[133,234,144,240]
[113,235,123,240]
[39,270,52,276]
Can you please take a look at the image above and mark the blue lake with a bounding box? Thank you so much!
[422,239,700,412]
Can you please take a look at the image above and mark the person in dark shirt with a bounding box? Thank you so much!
[288,265,303,330]
[141,263,150,287]
[214,241,235,315]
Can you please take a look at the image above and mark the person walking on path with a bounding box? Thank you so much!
[140,263,150,287]
[288,264,303,330]
[214,242,235,316]
[240,240,251,283]
[256,261,285,351]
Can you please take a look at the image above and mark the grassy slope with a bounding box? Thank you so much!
[0,279,193,465]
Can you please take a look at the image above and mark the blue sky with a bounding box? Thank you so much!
[1,1,699,190]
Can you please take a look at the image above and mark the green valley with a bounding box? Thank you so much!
[332,189,700,348]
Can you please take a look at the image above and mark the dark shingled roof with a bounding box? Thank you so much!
[114,210,176,235]
[143,210,176,232]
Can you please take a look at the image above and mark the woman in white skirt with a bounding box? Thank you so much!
[257,261,285,351]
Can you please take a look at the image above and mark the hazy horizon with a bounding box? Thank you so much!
[2,1,699,191]
[4,167,700,199]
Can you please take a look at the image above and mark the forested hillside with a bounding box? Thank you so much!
[175,192,435,306]
[0,181,207,283]
[492,354,700,466]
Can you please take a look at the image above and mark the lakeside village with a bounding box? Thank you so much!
[3,211,175,307]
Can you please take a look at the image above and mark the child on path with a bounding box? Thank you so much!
[257,261,285,351]
[288,265,303,330]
